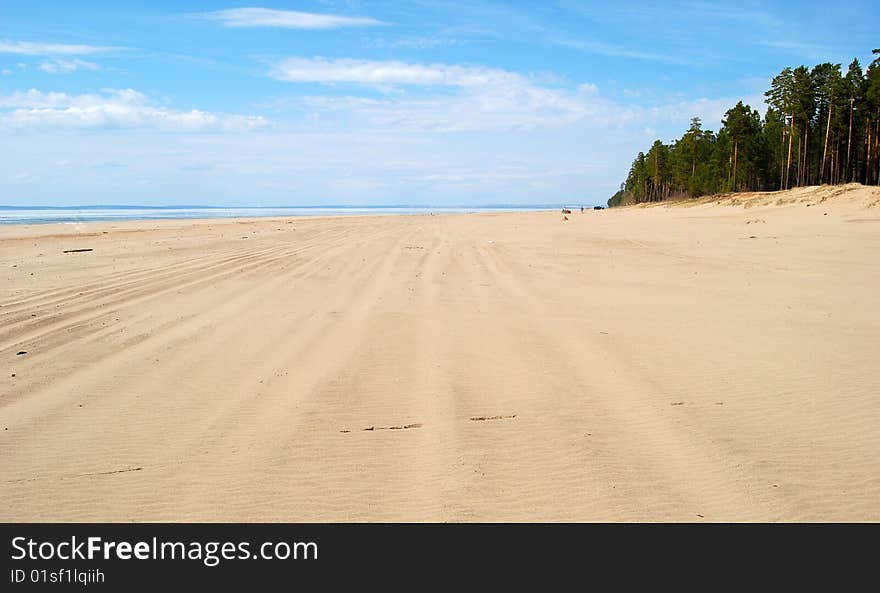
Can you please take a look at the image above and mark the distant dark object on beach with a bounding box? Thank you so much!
[63,248,93,253]
[561,208,572,214]
[593,206,605,210]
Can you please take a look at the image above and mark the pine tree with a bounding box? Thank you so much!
[811,63,842,184]
[766,67,795,189]
[865,50,880,184]
[843,59,865,182]
[608,48,879,207]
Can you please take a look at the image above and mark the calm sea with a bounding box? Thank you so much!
[0,205,568,225]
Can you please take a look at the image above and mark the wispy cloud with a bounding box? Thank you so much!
[755,39,832,61]
[268,57,606,131]
[554,1,826,64]
[549,37,691,65]
[0,89,268,132]
[0,40,116,55]
[367,37,464,50]
[642,93,768,133]
[268,57,613,132]
[684,2,829,60]
[267,54,766,135]
[681,2,781,29]
[38,58,99,74]
[199,7,383,29]
[270,57,521,87]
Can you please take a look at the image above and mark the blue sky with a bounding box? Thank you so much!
[1,1,877,206]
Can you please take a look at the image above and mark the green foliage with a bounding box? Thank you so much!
[607,188,631,207]
[607,48,880,206]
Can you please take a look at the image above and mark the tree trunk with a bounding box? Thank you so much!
[786,116,794,189]
[653,152,659,201]
[822,103,832,184]
[847,97,854,182]
[732,140,738,191]
[779,113,786,190]
[836,147,841,184]
[875,110,880,184]
[803,119,809,185]
[828,148,837,185]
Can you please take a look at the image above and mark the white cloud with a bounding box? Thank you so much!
[38,58,99,74]
[0,40,115,55]
[200,7,382,29]
[368,37,464,50]
[270,57,767,137]
[268,55,770,139]
[578,83,599,95]
[644,94,769,132]
[271,57,522,87]
[0,89,268,132]
[549,37,688,64]
[270,58,612,132]
[297,85,602,132]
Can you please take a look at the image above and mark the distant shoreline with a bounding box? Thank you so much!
[0,204,574,226]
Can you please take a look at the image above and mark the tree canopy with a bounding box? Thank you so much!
[608,49,880,206]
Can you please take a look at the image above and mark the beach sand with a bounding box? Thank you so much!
[2,184,879,522]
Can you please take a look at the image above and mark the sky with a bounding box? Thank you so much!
[1,1,877,206]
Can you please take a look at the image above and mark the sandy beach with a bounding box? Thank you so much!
[1,184,879,522]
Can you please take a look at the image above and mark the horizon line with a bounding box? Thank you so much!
[0,202,597,210]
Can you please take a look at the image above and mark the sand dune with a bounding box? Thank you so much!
[2,184,879,521]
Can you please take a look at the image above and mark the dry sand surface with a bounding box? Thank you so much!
[2,184,879,522]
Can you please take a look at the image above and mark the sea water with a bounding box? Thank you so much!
[0,205,569,225]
